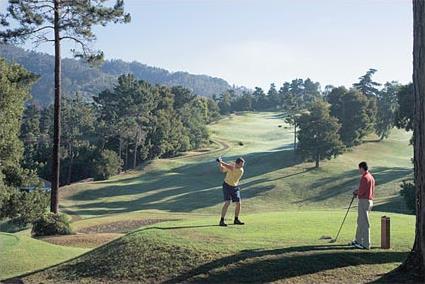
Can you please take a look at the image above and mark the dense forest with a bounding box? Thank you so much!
[0,56,222,226]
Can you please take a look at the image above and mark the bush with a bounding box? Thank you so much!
[0,186,49,227]
[32,212,72,236]
[93,149,122,180]
[400,180,416,214]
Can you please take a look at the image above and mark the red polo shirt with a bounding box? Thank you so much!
[358,171,375,200]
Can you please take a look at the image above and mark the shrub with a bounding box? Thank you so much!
[400,180,416,214]
[32,212,72,236]
[0,186,49,227]
[93,149,122,180]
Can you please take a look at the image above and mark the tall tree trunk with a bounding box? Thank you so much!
[133,134,138,169]
[315,152,320,168]
[397,1,425,280]
[413,0,425,275]
[51,0,61,214]
[119,137,122,161]
[67,143,73,185]
[125,141,128,171]
[294,124,297,151]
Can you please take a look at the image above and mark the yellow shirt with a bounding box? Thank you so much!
[224,167,244,187]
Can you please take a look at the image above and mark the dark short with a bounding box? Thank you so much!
[223,182,241,202]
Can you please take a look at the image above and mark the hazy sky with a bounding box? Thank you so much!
[0,0,413,90]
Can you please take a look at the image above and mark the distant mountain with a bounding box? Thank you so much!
[0,44,243,106]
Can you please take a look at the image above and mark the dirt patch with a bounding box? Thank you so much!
[77,219,177,234]
[38,233,123,248]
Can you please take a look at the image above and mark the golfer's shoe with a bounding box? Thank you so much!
[219,220,227,227]
[350,240,360,246]
[353,243,368,250]
[234,218,245,225]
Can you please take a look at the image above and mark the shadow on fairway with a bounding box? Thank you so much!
[294,167,412,211]
[67,146,302,216]
[167,244,408,283]
[373,195,412,215]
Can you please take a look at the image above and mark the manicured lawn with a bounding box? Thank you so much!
[0,232,88,280]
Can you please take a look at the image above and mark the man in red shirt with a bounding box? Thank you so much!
[352,161,375,249]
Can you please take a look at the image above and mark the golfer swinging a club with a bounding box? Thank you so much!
[217,156,245,226]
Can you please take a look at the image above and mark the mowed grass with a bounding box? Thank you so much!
[22,211,414,283]
[3,112,416,283]
[59,112,413,218]
[0,232,88,280]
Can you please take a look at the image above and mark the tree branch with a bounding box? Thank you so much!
[60,35,87,49]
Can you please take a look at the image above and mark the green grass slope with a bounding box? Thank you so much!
[6,112,416,283]
[0,232,88,280]
[59,112,412,218]
[22,211,414,283]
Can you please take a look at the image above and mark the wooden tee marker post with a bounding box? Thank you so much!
[381,216,390,249]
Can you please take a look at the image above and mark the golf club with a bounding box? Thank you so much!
[329,195,355,243]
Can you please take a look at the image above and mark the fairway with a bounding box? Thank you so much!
[59,112,413,217]
[3,112,416,283]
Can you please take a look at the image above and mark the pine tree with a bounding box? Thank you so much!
[395,83,414,132]
[20,103,42,170]
[297,100,344,168]
[397,0,425,279]
[375,82,400,140]
[0,0,130,213]
[61,94,95,184]
[353,68,380,135]
[267,83,279,109]
[327,87,371,147]
[353,69,381,97]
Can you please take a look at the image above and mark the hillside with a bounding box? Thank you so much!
[58,112,413,218]
[0,44,238,106]
[2,112,416,283]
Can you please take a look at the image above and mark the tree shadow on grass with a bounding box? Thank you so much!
[372,195,412,215]
[167,244,408,283]
[294,167,412,207]
[66,147,301,216]
[372,261,425,283]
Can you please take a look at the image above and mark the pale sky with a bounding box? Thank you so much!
[0,0,413,90]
